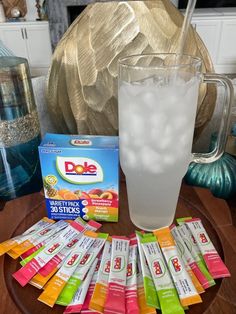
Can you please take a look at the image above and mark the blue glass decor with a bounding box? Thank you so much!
[185,134,236,199]
[0,57,42,201]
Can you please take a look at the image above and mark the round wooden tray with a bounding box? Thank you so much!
[0,182,236,313]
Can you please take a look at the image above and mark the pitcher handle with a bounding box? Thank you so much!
[192,73,234,164]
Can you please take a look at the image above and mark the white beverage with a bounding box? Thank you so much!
[118,76,199,230]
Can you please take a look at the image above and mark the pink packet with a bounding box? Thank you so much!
[38,219,101,277]
[170,224,207,291]
[104,236,130,314]
[125,238,139,314]
[12,220,84,287]
[185,218,230,279]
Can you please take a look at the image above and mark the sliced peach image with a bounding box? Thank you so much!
[100,191,113,199]
[63,192,78,200]
[104,189,118,200]
[58,189,70,198]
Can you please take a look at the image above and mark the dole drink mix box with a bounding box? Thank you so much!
[39,134,119,222]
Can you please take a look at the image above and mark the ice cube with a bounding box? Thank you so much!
[163,155,176,166]
[150,113,167,130]
[139,91,158,110]
[172,116,188,130]
[140,146,163,173]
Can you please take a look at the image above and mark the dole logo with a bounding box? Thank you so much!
[80,253,90,265]
[67,238,79,248]
[39,228,50,236]
[153,261,163,276]
[104,260,111,273]
[171,257,182,273]
[47,242,60,254]
[67,254,80,266]
[113,255,124,272]
[56,157,103,184]
[114,257,122,270]
[127,263,133,277]
[95,260,101,272]
[199,232,209,244]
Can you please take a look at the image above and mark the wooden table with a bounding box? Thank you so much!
[0,182,236,314]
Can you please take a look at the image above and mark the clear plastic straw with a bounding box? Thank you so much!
[177,0,197,55]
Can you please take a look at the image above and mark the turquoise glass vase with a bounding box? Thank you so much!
[185,132,236,199]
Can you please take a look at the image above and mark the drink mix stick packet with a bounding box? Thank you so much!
[38,219,101,277]
[135,231,159,309]
[81,256,101,313]
[136,259,156,314]
[56,233,108,306]
[13,220,85,287]
[20,218,88,264]
[89,238,112,313]
[154,227,202,307]
[140,233,184,314]
[170,224,205,293]
[64,258,98,314]
[125,237,139,314]
[184,218,231,279]
[38,231,98,307]
[104,236,130,314]
[20,230,62,263]
[30,263,61,289]
[0,217,54,256]
[8,220,68,259]
[177,220,215,288]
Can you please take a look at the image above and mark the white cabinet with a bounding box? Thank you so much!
[0,21,52,76]
[192,8,236,73]
[193,20,221,64]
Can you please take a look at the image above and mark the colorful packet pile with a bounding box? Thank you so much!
[0,216,231,313]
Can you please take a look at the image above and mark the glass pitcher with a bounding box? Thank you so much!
[118,53,234,230]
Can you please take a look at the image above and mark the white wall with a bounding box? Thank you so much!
[25,0,43,21]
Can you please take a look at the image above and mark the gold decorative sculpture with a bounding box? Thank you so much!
[47,0,216,137]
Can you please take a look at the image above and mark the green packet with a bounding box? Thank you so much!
[20,246,44,266]
[141,233,185,314]
[136,231,160,310]
[56,233,108,306]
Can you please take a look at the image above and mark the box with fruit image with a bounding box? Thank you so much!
[39,134,119,221]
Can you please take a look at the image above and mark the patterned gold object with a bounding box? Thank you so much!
[47,0,216,136]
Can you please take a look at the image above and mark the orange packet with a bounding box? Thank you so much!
[0,217,53,256]
[7,220,67,259]
[89,237,112,313]
[154,227,202,307]
[38,231,98,307]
